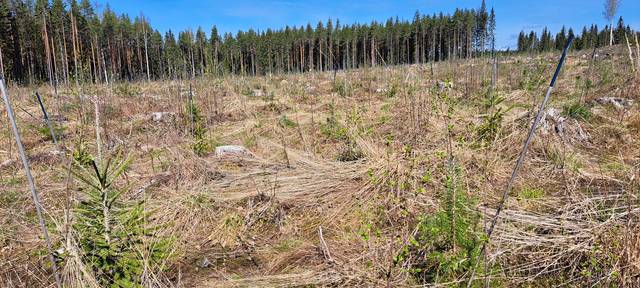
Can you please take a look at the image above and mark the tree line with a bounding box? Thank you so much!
[0,0,496,85]
[517,16,637,52]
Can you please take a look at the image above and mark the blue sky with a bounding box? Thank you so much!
[101,0,639,49]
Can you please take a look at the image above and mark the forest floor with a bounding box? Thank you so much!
[1,45,639,287]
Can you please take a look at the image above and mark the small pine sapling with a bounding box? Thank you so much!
[70,155,172,287]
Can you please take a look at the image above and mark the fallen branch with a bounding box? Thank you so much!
[318,226,334,263]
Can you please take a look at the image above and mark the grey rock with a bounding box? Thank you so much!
[252,89,264,97]
[595,97,633,110]
[215,145,251,157]
[151,112,176,122]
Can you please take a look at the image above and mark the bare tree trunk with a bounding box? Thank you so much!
[214,44,219,75]
[0,46,4,79]
[42,13,55,93]
[71,12,80,84]
[625,33,635,72]
[101,50,109,85]
[318,39,323,72]
[60,23,70,85]
[308,39,314,72]
[91,39,97,83]
[609,21,614,46]
[144,21,151,81]
[371,37,376,66]
[190,47,195,79]
[50,37,59,89]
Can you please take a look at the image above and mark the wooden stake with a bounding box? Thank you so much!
[35,92,61,149]
[1,79,62,288]
[467,35,574,288]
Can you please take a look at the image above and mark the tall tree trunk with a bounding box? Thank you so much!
[0,46,4,79]
[60,23,69,85]
[42,13,54,91]
[101,49,109,85]
[371,37,376,66]
[609,22,614,46]
[70,11,80,84]
[318,39,323,72]
[308,39,314,72]
[190,47,195,78]
[50,36,59,88]
[143,22,151,81]
[91,39,98,83]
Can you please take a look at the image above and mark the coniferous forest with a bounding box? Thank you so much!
[516,16,636,52]
[0,0,500,84]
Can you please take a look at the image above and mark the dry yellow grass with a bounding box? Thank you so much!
[1,46,639,287]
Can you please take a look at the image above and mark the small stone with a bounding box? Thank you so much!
[151,112,176,122]
[252,89,264,97]
[215,145,251,157]
[304,85,316,93]
[0,159,14,169]
[196,257,210,268]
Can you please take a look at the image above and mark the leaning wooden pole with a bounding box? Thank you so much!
[487,34,573,244]
[1,79,62,288]
[467,35,574,287]
[35,92,60,149]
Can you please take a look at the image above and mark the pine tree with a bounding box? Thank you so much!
[210,25,220,75]
[71,156,172,287]
[555,26,567,51]
[488,7,496,51]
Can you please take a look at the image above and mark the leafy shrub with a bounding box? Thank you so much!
[320,115,348,141]
[70,156,172,287]
[482,90,505,111]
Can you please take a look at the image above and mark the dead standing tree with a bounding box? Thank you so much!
[603,0,619,46]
